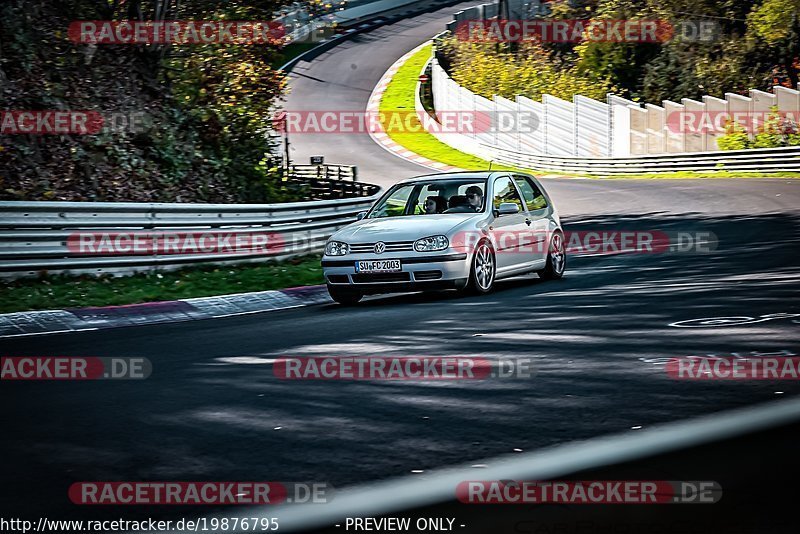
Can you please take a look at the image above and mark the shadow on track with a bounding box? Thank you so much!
[1,212,798,522]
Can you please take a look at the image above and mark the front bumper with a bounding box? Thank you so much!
[322,252,470,294]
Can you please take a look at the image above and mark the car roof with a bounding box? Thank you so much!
[398,171,520,184]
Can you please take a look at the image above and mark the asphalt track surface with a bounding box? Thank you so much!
[282,2,480,185]
[2,177,799,523]
[3,3,800,528]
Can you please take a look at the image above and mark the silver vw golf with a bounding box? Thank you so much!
[321,171,565,304]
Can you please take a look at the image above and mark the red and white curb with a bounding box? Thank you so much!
[366,42,464,172]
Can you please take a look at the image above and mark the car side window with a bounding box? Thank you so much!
[513,176,548,211]
[368,184,414,218]
[492,177,524,212]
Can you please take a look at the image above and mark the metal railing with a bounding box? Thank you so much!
[289,164,357,181]
[0,192,380,280]
[285,165,379,200]
[483,144,800,173]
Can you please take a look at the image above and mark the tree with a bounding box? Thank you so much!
[0,0,291,203]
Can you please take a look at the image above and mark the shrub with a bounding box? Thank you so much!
[717,106,800,150]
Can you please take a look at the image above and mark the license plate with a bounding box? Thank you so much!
[355,259,401,273]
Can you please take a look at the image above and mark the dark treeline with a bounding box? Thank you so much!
[0,0,291,202]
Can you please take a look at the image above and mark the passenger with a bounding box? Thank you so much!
[465,185,484,212]
[424,197,438,214]
[424,195,446,214]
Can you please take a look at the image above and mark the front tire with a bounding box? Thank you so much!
[465,240,496,294]
[538,230,566,280]
[327,285,363,305]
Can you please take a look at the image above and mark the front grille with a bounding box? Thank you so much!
[327,274,349,284]
[351,272,411,283]
[349,241,414,253]
[414,270,443,281]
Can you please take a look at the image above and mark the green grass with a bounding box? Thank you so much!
[380,44,800,180]
[0,255,324,314]
[592,170,800,179]
[379,44,497,171]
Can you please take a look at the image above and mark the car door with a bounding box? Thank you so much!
[489,176,537,273]
[513,175,550,265]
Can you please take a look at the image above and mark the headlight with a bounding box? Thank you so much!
[325,241,349,256]
[414,235,449,252]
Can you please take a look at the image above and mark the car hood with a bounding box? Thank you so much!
[332,214,483,242]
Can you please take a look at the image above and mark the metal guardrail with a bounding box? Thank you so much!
[471,144,800,174]
[286,178,379,201]
[0,190,381,280]
[290,164,357,181]
[285,166,379,200]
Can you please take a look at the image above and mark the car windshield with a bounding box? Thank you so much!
[367,179,487,218]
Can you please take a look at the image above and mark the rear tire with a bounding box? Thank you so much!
[464,240,496,294]
[327,285,363,305]
[538,230,566,280]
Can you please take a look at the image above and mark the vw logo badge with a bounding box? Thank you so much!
[374,241,386,254]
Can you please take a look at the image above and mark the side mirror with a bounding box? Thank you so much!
[496,202,520,216]
[356,211,367,220]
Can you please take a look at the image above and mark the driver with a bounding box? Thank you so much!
[465,185,484,212]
